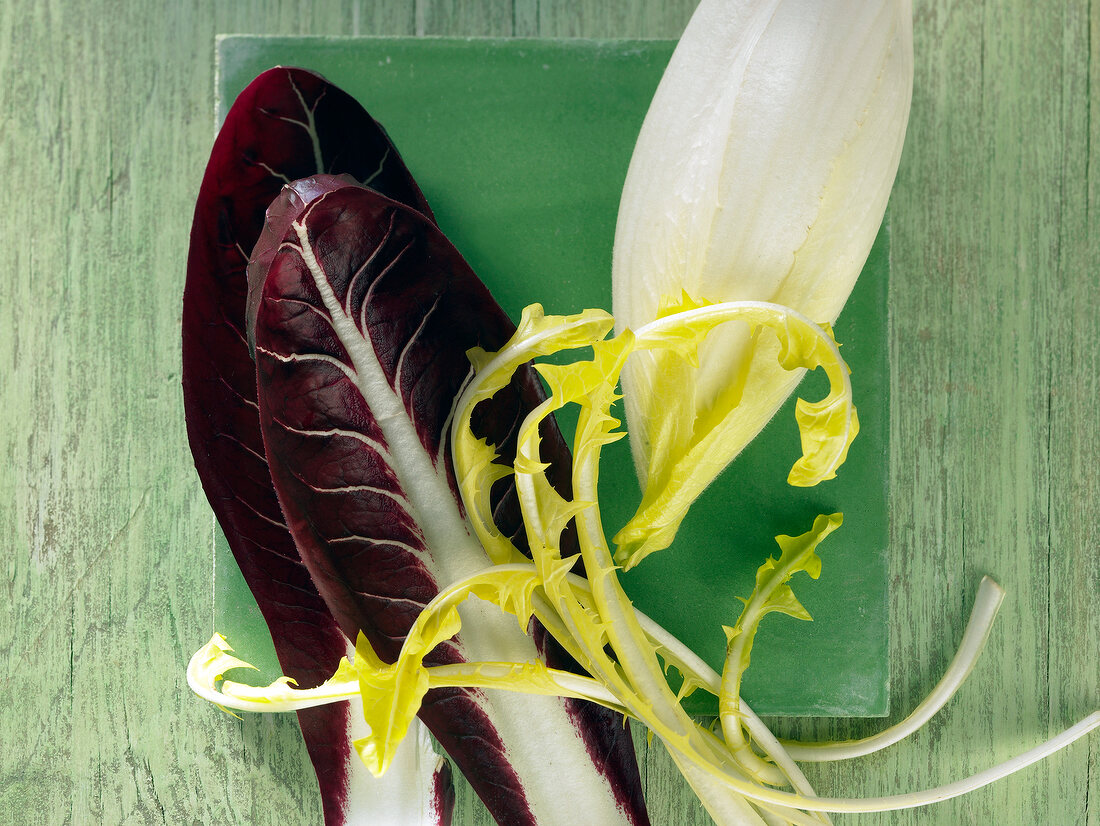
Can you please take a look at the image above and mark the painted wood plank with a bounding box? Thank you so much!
[415,0,515,36]
[0,0,1095,824]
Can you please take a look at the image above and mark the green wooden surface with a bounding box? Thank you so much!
[0,1,1095,824]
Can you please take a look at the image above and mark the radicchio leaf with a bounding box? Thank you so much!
[252,182,648,826]
[182,66,450,826]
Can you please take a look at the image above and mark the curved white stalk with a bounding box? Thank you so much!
[768,712,1100,813]
[610,705,1100,815]
[653,711,1100,814]
[781,576,1006,761]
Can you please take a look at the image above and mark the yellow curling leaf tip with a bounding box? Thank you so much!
[788,397,860,487]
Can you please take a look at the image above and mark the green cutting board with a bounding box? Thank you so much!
[213,35,889,717]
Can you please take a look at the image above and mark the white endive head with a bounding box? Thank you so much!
[611,0,912,561]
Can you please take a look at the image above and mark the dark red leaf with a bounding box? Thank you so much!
[182,67,445,826]
[253,183,648,826]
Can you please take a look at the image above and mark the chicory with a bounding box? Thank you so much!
[182,66,452,826]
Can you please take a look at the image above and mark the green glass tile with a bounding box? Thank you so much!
[213,35,889,716]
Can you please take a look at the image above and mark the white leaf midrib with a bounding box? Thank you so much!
[290,220,485,587]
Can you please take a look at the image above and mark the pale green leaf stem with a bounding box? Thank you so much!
[778,575,1006,762]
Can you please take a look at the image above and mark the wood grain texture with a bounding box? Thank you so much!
[0,1,1094,824]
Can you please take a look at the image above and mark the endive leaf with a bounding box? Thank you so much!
[612,0,911,565]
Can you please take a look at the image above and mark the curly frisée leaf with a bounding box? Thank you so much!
[719,513,843,766]
[439,300,1097,822]
[452,304,831,823]
[614,301,859,568]
[780,324,860,487]
[353,567,542,777]
[452,305,616,567]
[187,633,361,714]
[187,634,457,826]
[189,570,629,783]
